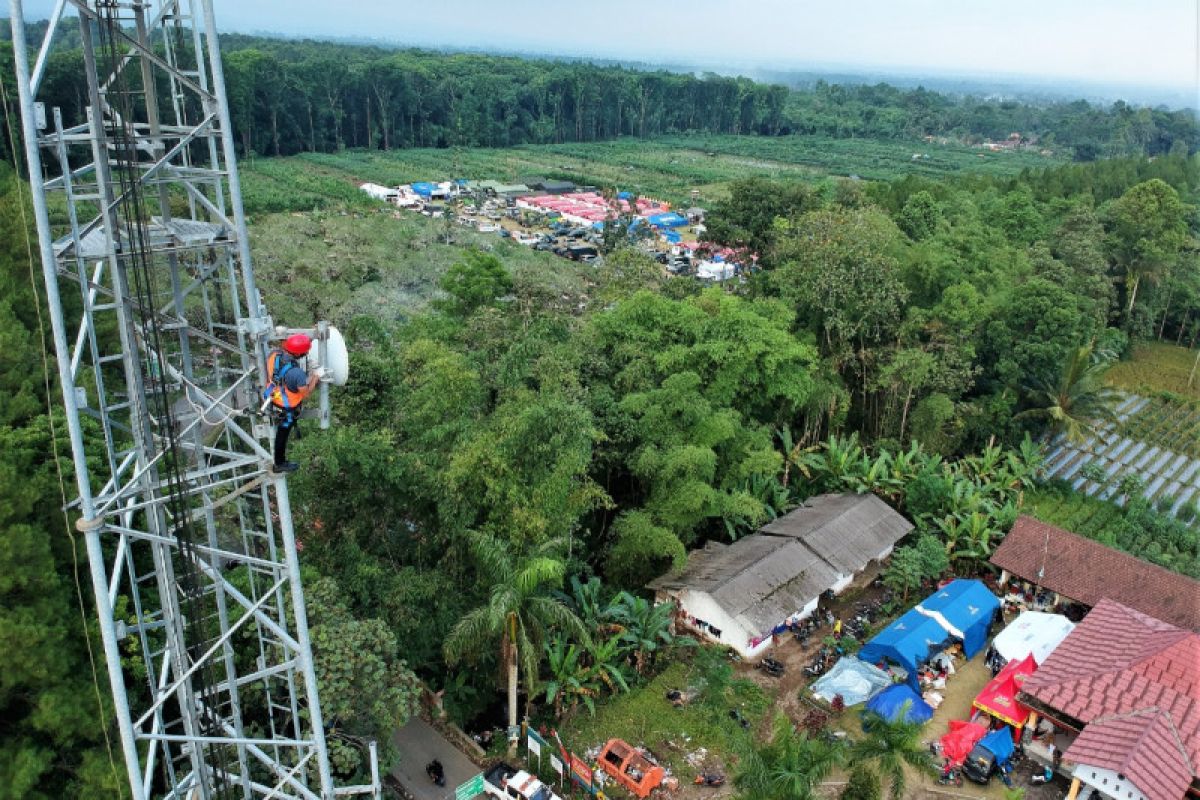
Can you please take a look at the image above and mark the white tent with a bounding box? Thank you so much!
[992,610,1075,665]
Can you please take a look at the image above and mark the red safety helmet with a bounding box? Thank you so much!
[283,333,312,356]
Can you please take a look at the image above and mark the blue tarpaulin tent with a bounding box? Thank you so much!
[858,608,949,689]
[410,181,435,197]
[616,191,633,200]
[977,728,1015,764]
[644,212,688,228]
[864,684,934,724]
[916,579,1000,659]
[662,230,682,243]
[810,657,891,707]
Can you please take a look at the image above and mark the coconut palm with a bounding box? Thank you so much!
[735,717,845,800]
[852,710,936,800]
[444,534,588,754]
[1016,344,1120,445]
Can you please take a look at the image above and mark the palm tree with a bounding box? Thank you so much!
[735,717,845,800]
[1017,344,1120,444]
[852,710,935,800]
[444,534,588,754]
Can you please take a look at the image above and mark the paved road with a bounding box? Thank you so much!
[391,718,482,800]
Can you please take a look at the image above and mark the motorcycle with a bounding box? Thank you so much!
[426,759,446,787]
[756,656,785,677]
[937,765,964,787]
[694,773,726,787]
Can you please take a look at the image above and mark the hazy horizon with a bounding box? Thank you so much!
[14,0,1200,107]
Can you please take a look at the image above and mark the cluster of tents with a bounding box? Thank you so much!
[811,580,1077,783]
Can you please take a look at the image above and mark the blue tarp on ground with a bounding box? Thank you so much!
[662,230,682,243]
[617,191,633,200]
[858,608,949,690]
[810,657,892,707]
[410,181,435,197]
[916,579,1000,659]
[977,728,1015,764]
[864,684,934,724]
[644,212,688,228]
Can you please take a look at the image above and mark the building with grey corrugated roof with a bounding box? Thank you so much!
[648,493,913,657]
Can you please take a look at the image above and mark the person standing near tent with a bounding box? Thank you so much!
[262,333,325,474]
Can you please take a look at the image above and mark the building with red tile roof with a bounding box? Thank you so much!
[1018,599,1200,800]
[991,516,1200,631]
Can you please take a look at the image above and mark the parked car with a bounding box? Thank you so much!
[484,763,562,800]
[477,223,501,233]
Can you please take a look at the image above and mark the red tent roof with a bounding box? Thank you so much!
[974,654,1036,728]
[940,720,988,766]
[1020,599,1200,800]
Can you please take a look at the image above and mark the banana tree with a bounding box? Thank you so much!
[608,591,685,675]
[587,634,631,697]
[543,637,598,717]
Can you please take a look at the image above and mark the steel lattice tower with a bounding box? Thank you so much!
[7,1,379,797]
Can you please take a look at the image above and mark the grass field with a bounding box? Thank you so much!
[249,208,589,326]
[1106,341,1200,399]
[239,134,1063,215]
[555,655,770,785]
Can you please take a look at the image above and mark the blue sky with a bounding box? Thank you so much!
[19,0,1200,92]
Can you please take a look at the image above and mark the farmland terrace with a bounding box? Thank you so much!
[238,134,1063,214]
[1042,393,1200,519]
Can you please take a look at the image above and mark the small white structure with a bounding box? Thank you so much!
[359,182,398,202]
[649,494,913,657]
[696,260,735,281]
[991,610,1075,664]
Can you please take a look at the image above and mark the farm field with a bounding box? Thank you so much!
[1041,392,1200,518]
[239,134,1064,214]
[1106,341,1200,398]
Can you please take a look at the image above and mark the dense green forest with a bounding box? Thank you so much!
[2,22,1197,164]
[1,21,1199,796]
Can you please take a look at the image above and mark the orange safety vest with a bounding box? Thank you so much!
[263,350,311,410]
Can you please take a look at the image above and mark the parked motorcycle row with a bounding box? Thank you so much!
[756,589,894,680]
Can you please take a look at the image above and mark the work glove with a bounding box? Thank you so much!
[314,366,330,381]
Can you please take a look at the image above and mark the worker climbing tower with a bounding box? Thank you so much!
[7,1,377,797]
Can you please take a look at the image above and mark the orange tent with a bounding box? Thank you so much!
[973,654,1036,728]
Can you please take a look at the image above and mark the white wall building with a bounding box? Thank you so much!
[648,494,913,657]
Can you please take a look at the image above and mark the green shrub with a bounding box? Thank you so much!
[841,765,882,800]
